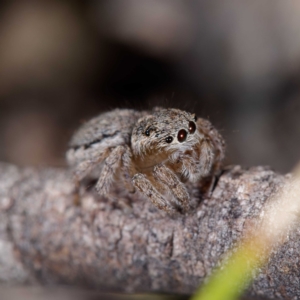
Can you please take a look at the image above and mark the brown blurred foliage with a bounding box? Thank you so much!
[1,0,300,172]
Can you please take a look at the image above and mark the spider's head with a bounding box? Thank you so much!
[131,108,202,159]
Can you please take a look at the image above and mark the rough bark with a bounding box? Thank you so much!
[0,162,298,299]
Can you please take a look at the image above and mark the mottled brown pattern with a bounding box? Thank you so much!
[1,163,299,299]
[67,108,225,213]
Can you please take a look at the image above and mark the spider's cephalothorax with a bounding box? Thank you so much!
[66,108,225,213]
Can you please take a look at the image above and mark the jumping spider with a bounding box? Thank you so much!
[66,108,225,213]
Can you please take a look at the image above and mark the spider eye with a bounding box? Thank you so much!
[145,128,151,136]
[189,121,196,134]
[177,129,187,143]
[165,136,173,143]
[194,115,198,122]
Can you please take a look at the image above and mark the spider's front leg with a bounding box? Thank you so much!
[132,164,189,213]
[153,164,189,211]
[196,117,225,175]
[132,173,174,213]
[95,145,134,196]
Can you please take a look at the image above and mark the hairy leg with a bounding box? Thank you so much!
[197,138,215,176]
[95,145,125,196]
[68,148,110,182]
[153,164,189,210]
[121,145,136,193]
[197,117,225,175]
[132,173,174,213]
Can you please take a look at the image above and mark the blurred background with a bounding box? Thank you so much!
[1,0,300,172]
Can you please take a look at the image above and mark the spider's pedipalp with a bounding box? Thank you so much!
[153,164,189,211]
[132,173,174,213]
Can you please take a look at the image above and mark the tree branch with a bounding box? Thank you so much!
[0,162,297,298]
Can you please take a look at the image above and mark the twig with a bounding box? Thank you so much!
[0,162,297,298]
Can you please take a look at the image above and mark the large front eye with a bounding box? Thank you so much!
[189,121,196,134]
[177,129,187,142]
